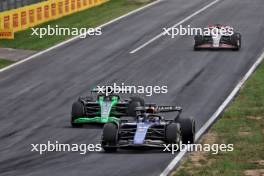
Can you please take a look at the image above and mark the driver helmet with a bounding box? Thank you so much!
[146,106,155,114]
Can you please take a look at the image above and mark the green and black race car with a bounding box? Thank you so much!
[71,90,145,127]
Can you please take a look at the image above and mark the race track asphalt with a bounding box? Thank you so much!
[0,0,264,175]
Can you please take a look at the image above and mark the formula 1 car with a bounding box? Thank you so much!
[101,106,195,152]
[194,24,241,51]
[71,89,145,127]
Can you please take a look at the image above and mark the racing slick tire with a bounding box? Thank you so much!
[128,101,141,116]
[128,96,145,116]
[71,101,84,128]
[165,123,181,144]
[231,32,241,51]
[102,123,118,152]
[130,96,145,106]
[178,118,195,144]
[194,35,203,50]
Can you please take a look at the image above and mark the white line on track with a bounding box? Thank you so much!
[129,0,220,54]
[0,0,163,73]
[160,50,264,176]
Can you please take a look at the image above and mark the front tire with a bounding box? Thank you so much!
[102,123,118,152]
[71,101,84,128]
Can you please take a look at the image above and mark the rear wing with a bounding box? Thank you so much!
[155,106,182,113]
[144,104,182,113]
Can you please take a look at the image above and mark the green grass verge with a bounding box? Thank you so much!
[173,62,264,176]
[0,0,152,50]
[0,59,14,69]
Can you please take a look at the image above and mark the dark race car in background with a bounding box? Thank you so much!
[194,24,241,51]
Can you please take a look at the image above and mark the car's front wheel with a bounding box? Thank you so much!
[71,101,84,128]
[102,123,118,152]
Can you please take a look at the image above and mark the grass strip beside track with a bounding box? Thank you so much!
[173,62,264,176]
[0,59,14,69]
[0,0,152,50]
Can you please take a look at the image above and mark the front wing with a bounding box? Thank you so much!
[73,116,119,124]
[195,43,237,49]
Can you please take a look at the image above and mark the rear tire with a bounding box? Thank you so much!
[178,118,195,144]
[194,35,203,50]
[71,101,84,128]
[128,96,145,116]
[102,123,118,152]
[231,32,241,51]
[166,123,181,144]
[130,96,145,106]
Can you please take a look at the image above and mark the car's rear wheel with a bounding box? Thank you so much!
[231,32,241,51]
[102,123,118,152]
[178,118,195,144]
[166,123,181,144]
[130,96,145,106]
[128,96,145,116]
[71,101,84,128]
[194,35,203,50]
